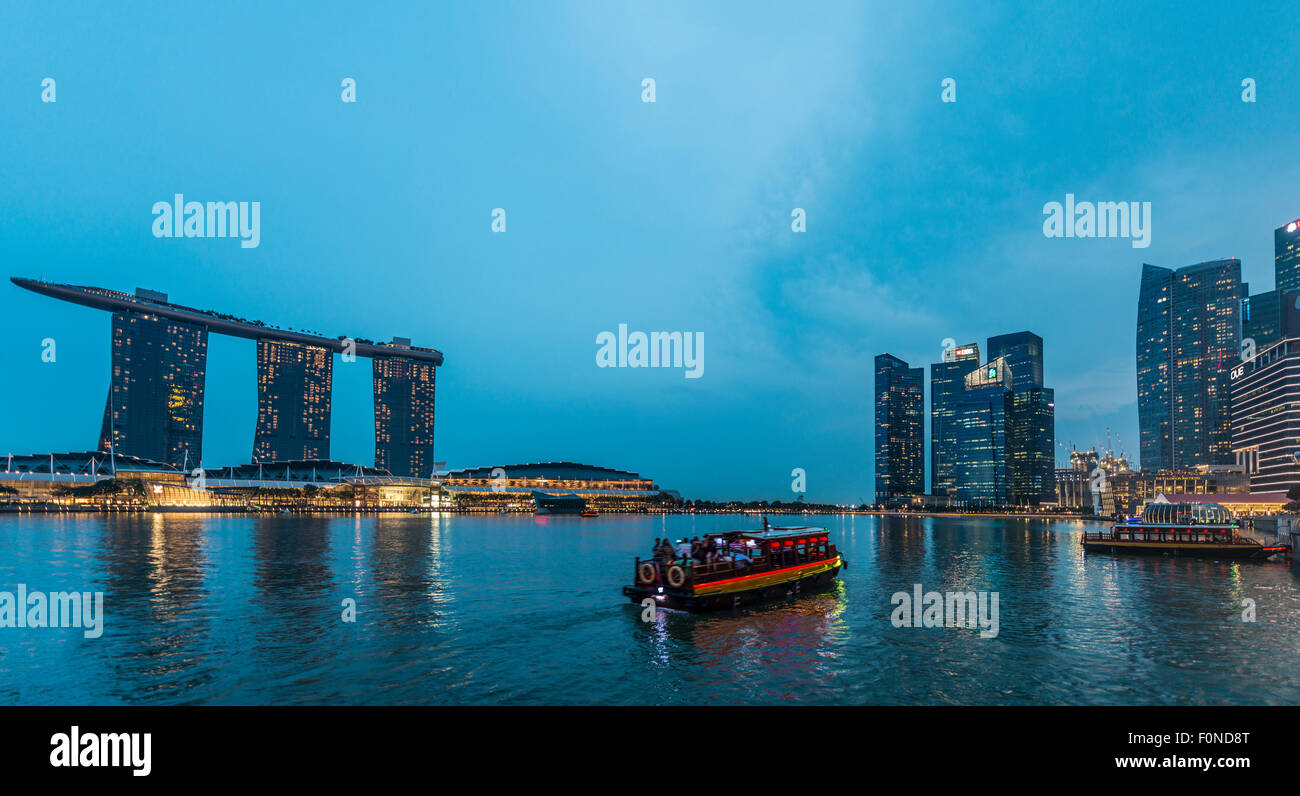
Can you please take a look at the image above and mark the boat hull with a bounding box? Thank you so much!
[1082,538,1287,560]
[623,557,843,613]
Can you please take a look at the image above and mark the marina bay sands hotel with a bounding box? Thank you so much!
[11,277,443,478]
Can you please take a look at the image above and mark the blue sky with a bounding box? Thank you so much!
[1,1,1298,503]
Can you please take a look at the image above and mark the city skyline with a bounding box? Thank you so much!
[2,1,1298,503]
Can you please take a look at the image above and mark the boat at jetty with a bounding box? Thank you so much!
[1082,501,1287,560]
[622,519,844,612]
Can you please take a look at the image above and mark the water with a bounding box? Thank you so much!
[2,512,1299,705]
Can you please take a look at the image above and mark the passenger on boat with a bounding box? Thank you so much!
[675,538,692,559]
[656,539,674,564]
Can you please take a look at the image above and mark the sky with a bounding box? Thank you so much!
[1,1,1298,504]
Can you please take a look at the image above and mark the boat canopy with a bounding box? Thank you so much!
[1140,502,1233,525]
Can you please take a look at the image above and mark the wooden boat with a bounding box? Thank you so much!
[1082,501,1287,560]
[622,520,844,613]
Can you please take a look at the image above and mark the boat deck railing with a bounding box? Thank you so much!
[1084,525,1259,545]
[634,542,838,586]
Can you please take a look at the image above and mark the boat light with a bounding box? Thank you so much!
[657,587,663,593]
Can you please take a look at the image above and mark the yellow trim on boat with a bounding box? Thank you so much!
[692,556,841,597]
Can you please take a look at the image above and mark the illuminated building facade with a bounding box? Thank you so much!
[98,310,208,468]
[374,345,437,479]
[987,331,1044,390]
[254,339,333,462]
[1275,218,1300,294]
[930,342,980,496]
[874,353,924,502]
[1242,288,1281,353]
[1007,386,1056,504]
[12,278,443,473]
[987,330,1054,505]
[443,462,667,512]
[1230,336,1300,495]
[953,357,1012,505]
[1136,260,1243,471]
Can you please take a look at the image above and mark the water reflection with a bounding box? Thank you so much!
[2,512,1299,705]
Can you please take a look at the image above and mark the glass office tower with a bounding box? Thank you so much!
[987,331,1044,390]
[1242,288,1281,354]
[953,357,1013,505]
[874,353,924,502]
[1136,259,1243,471]
[373,355,438,478]
[253,339,334,462]
[98,311,208,468]
[930,342,980,496]
[1008,387,1056,504]
[985,330,1055,505]
[1276,218,1300,294]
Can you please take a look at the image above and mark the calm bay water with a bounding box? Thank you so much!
[2,512,1299,705]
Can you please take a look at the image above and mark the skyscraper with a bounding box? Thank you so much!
[987,331,1044,390]
[1242,288,1281,354]
[98,310,208,468]
[1275,218,1300,293]
[1231,336,1300,494]
[1137,264,1173,470]
[1136,259,1243,471]
[874,353,924,502]
[1008,387,1056,503]
[253,339,334,462]
[986,330,1055,504]
[373,345,437,478]
[930,342,980,496]
[953,357,1013,505]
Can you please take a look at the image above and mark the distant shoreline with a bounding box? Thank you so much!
[0,504,1110,521]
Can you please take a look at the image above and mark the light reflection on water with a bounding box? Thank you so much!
[1,513,1299,705]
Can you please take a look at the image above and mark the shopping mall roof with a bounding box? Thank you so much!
[445,462,647,481]
[2,451,180,475]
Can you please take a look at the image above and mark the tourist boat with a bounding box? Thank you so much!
[1082,501,1288,560]
[533,491,588,515]
[580,509,599,517]
[622,520,845,612]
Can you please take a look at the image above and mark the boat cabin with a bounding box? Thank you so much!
[634,526,838,590]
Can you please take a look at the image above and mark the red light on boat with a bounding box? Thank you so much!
[797,538,807,544]
[784,541,793,546]
[770,543,779,549]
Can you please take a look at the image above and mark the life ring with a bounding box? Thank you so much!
[666,565,687,588]
[637,562,657,584]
